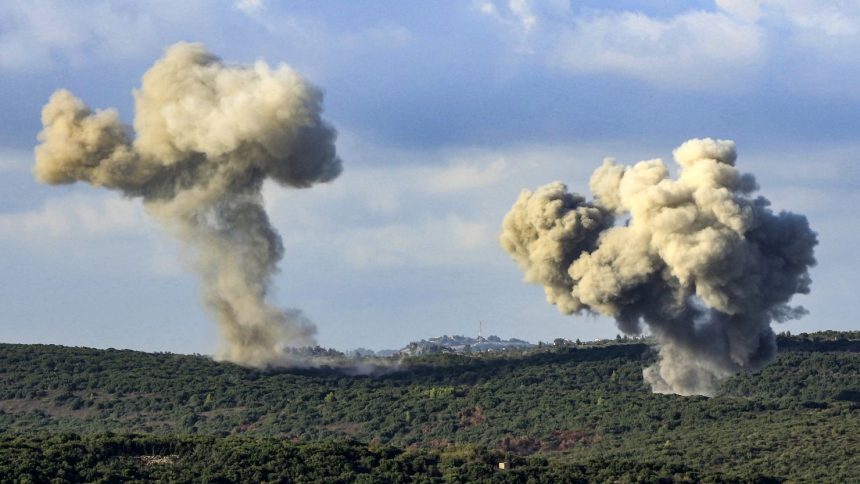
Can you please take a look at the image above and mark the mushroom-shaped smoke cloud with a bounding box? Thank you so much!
[34,42,342,367]
[500,139,817,396]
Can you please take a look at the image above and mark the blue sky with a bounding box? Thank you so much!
[0,0,858,353]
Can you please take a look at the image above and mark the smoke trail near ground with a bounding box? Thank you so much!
[34,42,342,367]
[500,139,817,395]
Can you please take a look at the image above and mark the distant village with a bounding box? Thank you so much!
[275,331,860,360]
[283,333,654,359]
[316,331,860,359]
[361,334,535,357]
[346,333,653,358]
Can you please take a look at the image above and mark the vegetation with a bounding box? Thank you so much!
[1,331,858,482]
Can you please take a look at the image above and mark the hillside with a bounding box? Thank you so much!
[1,332,859,482]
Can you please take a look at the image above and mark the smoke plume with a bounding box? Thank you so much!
[500,139,817,395]
[34,42,342,367]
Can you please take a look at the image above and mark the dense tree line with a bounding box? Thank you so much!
[0,332,858,481]
[0,433,789,482]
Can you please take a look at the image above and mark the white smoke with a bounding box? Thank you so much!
[34,42,342,367]
[500,139,817,395]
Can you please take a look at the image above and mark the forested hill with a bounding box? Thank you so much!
[1,331,859,482]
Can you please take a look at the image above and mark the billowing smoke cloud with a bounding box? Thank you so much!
[34,42,342,367]
[500,139,817,396]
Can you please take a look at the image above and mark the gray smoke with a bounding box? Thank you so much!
[500,139,817,395]
[34,42,342,367]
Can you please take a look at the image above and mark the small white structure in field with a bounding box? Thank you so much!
[498,461,509,470]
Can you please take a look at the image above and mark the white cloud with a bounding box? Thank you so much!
[757,0,860,37]
[480,0,860,92]
[234,0,265,15]
[509,0,538,33]
[0,192,192,276]
[263,162,506,271]
[341,215,493,270]
[0,194,149,241]
[0,0,410,78]
[477,0,570,52]
[426,157,509,193]
[0,0,209,72]
[0,148,31,173]
[716,0,764,22]
[552,9,763,89]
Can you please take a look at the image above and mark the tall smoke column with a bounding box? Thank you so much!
[33,42,342,367]
[500,139,817,396]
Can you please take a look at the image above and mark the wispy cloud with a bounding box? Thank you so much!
[0,192,188,277]
[263,140,647,275]
[338,215,492,270]
[479,0,860,93]
[234,0,265,16]
[0,149,31,173]
[0,0,210,72]
[426,158,509,193]
[0,194,148,241]
[551,9,763,89]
